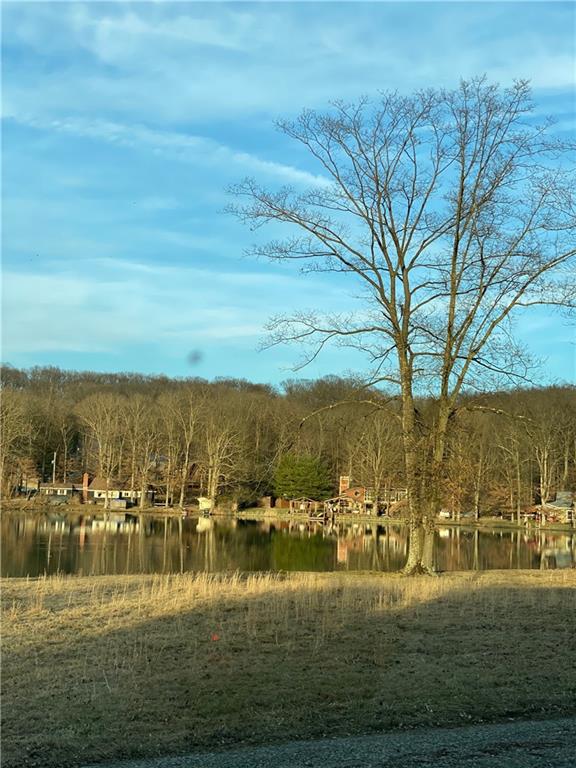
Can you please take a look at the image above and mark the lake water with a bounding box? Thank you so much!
[2,511,574,577]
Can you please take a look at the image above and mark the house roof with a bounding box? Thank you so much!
[342,486,366,497]
[88,476,131,491]
[41,482,77,490]
[544,498,574,510]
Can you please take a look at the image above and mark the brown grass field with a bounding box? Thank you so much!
[2,570,576,768]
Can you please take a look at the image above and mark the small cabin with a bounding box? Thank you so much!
[541,491,574,524]
[39,482,80,499]
[324,486,408,516]
[87,476,154,506]
[289,497,323,515]
[324,492,369,516]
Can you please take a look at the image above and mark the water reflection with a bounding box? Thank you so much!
[1,512,574,577]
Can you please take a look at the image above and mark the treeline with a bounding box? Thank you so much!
[1,365,574,514]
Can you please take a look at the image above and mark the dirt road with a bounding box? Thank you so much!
[83,717,576,768]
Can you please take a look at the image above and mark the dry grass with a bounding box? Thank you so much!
[2,570,576,767]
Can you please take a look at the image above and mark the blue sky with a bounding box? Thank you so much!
[2,1,575,386]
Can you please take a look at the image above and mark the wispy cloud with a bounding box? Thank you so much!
[2,1,574,382]
[2,258,350,356]
[70,6,261,56]
[2,269,262,354]
[3,113,330,187]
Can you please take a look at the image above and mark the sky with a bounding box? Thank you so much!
[2,1,575,386]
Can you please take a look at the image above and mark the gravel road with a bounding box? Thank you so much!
[83,717,576,768]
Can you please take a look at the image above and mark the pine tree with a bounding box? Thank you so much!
[274,454,333,500]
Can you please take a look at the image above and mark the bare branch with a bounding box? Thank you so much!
[299,397,401,429]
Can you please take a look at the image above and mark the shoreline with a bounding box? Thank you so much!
[2,499,574,533]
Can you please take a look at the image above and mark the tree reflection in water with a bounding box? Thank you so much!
[1,512,574,577]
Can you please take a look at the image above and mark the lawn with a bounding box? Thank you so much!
[2,570,575,767]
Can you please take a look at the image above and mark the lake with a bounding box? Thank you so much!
[2,511,574,577]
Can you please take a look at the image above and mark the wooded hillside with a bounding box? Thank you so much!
[1,365,574,514]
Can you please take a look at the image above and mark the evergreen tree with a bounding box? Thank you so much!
[274,454,333,500]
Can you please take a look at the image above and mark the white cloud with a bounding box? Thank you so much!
[7,2,573,146]
[4,113,330,188]
[2,269,260,354]
[2,2,574,382]
[1,260,349,355]
[69,6,260,59]
[82,257,333,290]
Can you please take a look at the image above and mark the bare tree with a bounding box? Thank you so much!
[124,394,158,509]
[348,410,401,508]
[157,392,182,508]
[76,393,125,509]
[0,389,30,496]
[467,415,497,521]
[200,397,242,510]
[52,399,77,484]
[528,413,560,506]
[230,78,575,572]
[158,387,203,508]
[557,391,576,489]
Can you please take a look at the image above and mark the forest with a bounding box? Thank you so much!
[1,365,574,517]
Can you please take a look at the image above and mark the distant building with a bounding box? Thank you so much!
[325,485,407,516]
[541,491,574,524]
[87,475,154,505]
[39,481,80,499]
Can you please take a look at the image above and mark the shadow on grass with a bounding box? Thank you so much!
[2,572,576,768]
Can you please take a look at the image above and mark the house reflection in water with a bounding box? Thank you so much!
[1,514,575,577]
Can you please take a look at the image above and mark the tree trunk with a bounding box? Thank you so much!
[179,445,190,509]
[207,460,219,511]
[560,435,570,488]
[403,518,436,575]
[515,452,522,524]
[178,476,185,509]
[399,369,439,575]
[139,475,147,510]
[164,454,172,508]
[473,485,481,521]
[402,395,450,575]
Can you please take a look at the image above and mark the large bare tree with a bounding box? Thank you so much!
[230,79,575,572]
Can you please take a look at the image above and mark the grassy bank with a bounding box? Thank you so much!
[2,570,575,768]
